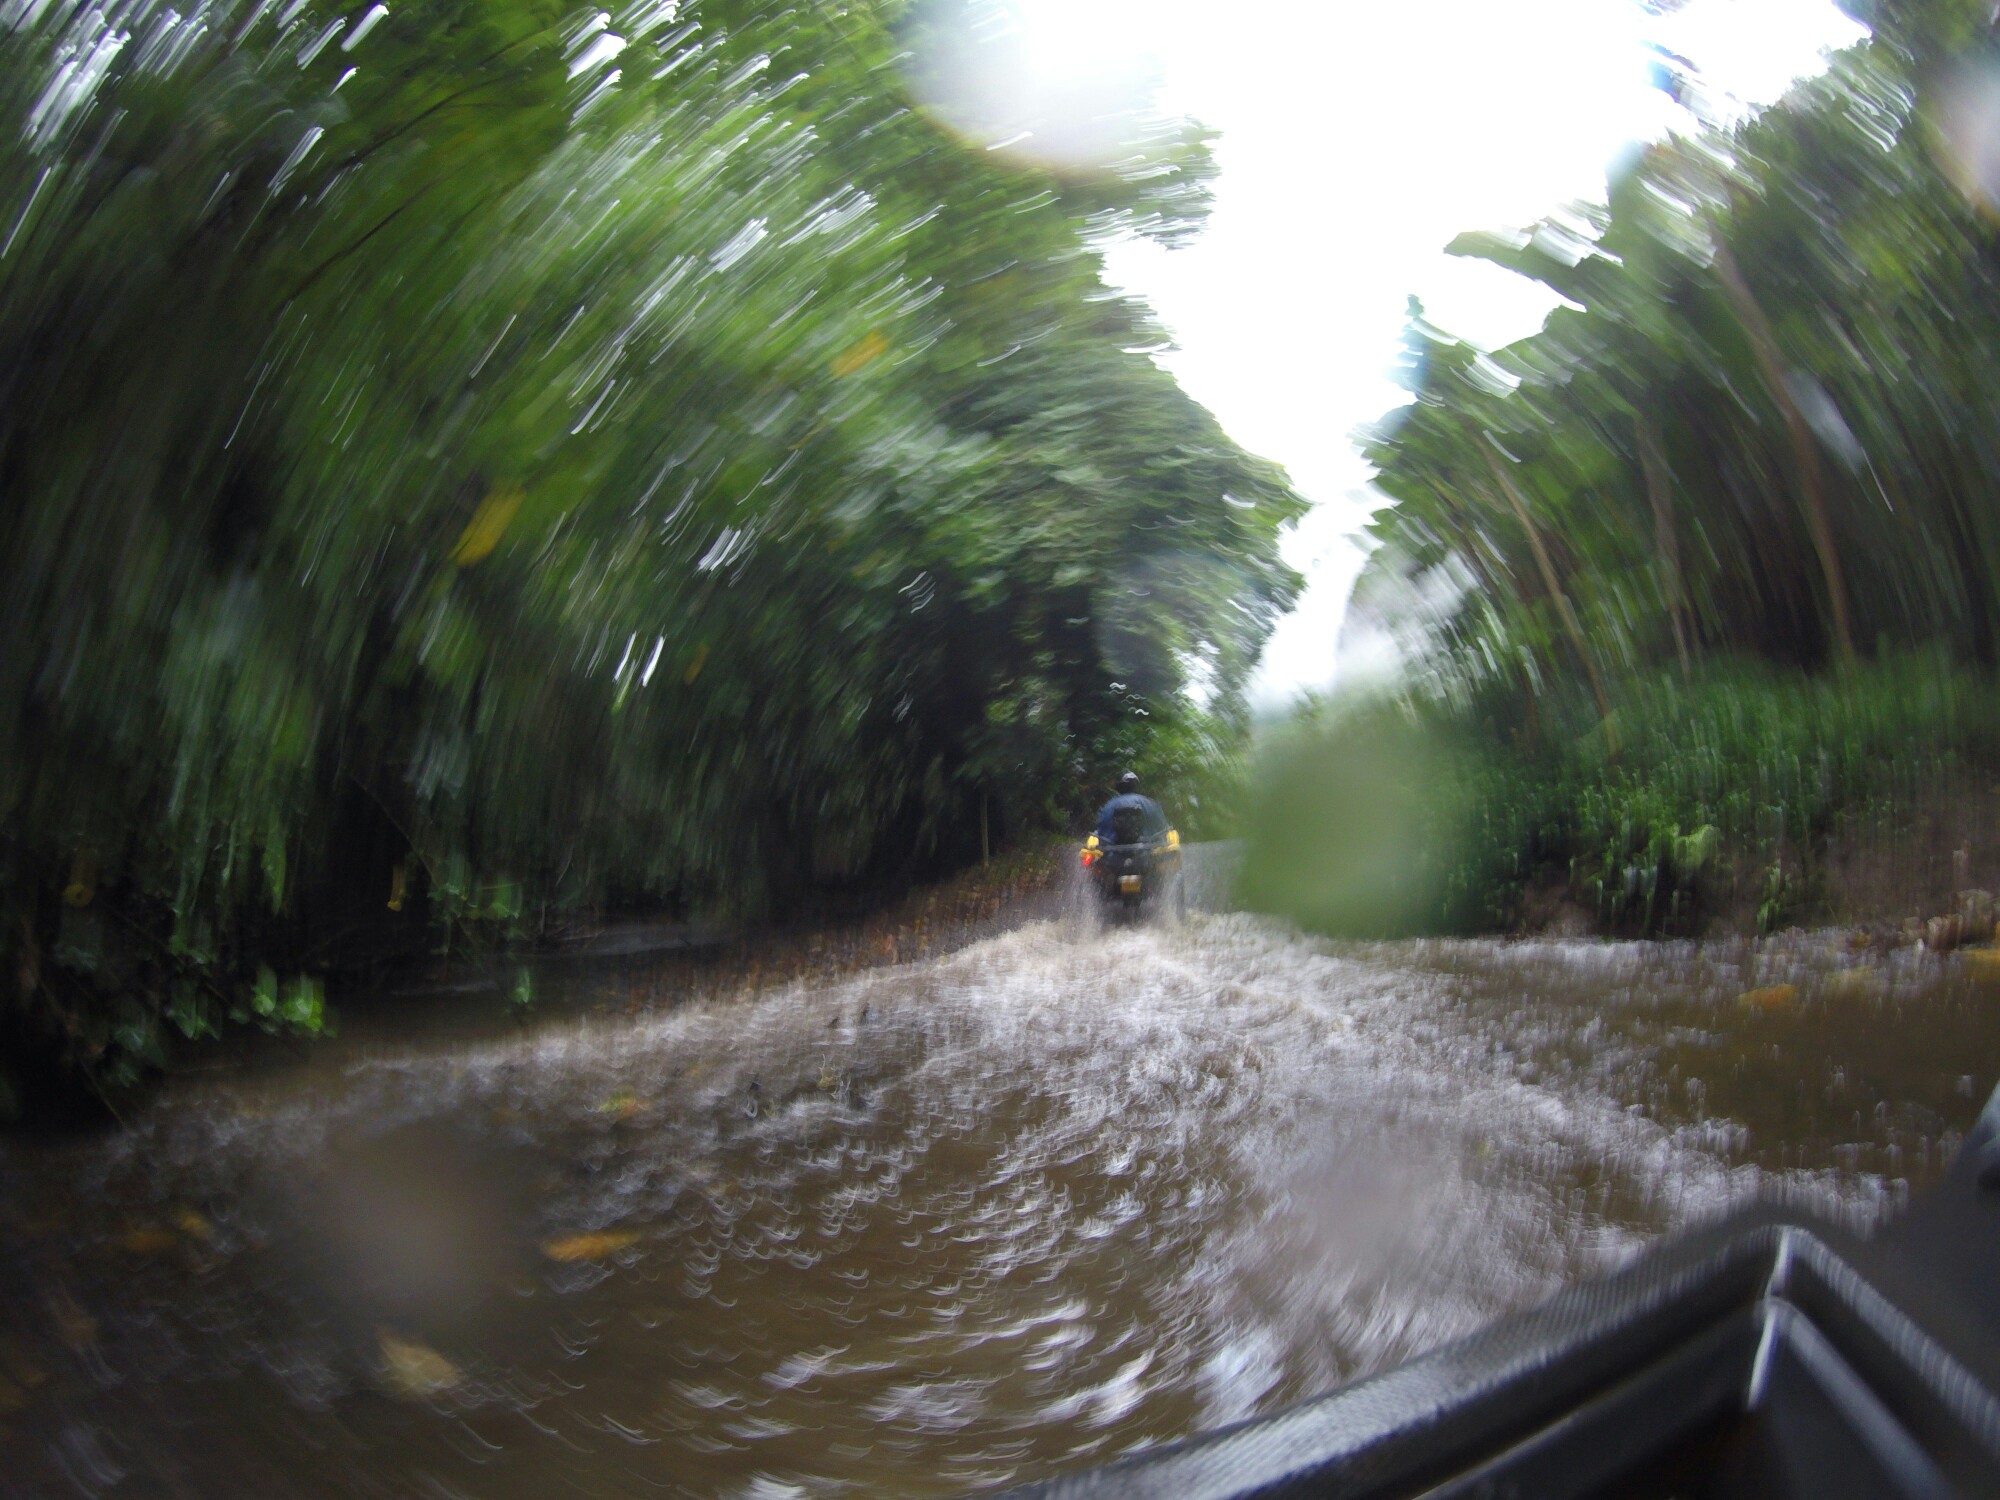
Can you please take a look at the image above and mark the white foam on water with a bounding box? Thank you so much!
[22,912,1912,1497]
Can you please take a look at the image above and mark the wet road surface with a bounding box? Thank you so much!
[2,909,1996,1497]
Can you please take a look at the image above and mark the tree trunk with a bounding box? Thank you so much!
[1475,433,1614,729]
[1635,413,1692,684]
[1710,241,1856,666]
[1426,479,1541,745]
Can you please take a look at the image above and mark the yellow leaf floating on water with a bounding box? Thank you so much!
[172,1206,214,1243]
[62,849,96,908]
[120,1228,179,1256]
[377,1329,460,1399]
[595,1092,639,1121]
[1961,947,2000,980]
[541,1230,638,1262]
[449,485,524,567]
[1739,983,1798,1010]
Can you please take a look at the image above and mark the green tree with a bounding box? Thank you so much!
[0,0,1304,1092]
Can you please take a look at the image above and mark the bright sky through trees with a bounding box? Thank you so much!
[1072,0,1869,709]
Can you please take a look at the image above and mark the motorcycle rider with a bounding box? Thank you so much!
[1095,770,1169,845]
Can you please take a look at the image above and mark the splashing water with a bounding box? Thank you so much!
[1,914,1990,1496]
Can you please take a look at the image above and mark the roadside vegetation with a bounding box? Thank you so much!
[1241,659,2000,938]
[1244,0,2000,940]
[0,0,1303,1099]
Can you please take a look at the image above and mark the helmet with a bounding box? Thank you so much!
[1117,771,1139,793]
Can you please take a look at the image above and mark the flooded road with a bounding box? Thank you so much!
[3,909,1998,1498]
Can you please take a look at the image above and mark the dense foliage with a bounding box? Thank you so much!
[1361,0,2000,688]
[1240,659,2000,938]
[1253,0,2000,937]
[0,0,1304,1087]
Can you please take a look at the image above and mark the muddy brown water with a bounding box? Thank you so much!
[3,909,1998,1498]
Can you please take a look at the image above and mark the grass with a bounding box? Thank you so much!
[1239,654,2000,938]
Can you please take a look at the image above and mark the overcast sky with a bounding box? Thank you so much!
[1042,0,1869,710]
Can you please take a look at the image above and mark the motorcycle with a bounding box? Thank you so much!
[1079,824,1184,922]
